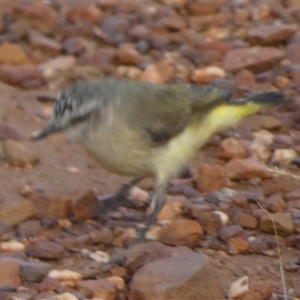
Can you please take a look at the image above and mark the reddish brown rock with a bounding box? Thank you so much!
[0,42,27,65]
[225,158,273,180]
[0,65,43,87]
[29,31,62,56]
[77,278,116,299]
[233,212,258,229]
[247,24,296,45]
[113,44,144,66]
[0,259,21,287]
[130,250,224,300]
[13,3,58,34]
[220,138,248,159]
[223,47,285,73]
[89,228,114,246]
[71,191,100,221]
[187,0,226,15]
[196,212,223,235]
[228,236,250,254]
[191,66,225,84]
[125,242,172,274]
[159,219,203,248]
[0,201,37,226]
[242,282,272,300]
[27,241,65,260]
[266,194,287,213]
[234,69,255,88]
[48,197,72,219]
[160,15,187,31]
[260,212,294,236]
[139,59,174,84]
[197,163,227,192]
[66,4,103,25]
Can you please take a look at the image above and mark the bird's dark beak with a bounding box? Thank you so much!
[32,123,60,141]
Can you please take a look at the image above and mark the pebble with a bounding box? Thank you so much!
[3,140,39,167]
[130,250,224,300]
[0,259,21,287]
[191,66,225,84]
[260,212,294,236]
[218,225,244,241]
[271,149,298,165]
[71,191,100,221]
[233,212,258,229]
[220,138,248,159]
[77,278,116,299]
[228,276,249,299]
[0,124,23,141]
[0,42,27,64]
[159,219,203,248]
[0,241,25,252]
[223,47,285,73]
[197,163,227,192]
[20,261,52,282]
[225,158,273,180]
[27,241,65,260]
[48,269,82,287]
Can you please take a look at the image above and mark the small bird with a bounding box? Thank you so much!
[34,78,287,239]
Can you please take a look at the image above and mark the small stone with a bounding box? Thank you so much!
[197,163,227,192]
[228,237,250,254]
[71,191,100,221]
[271,149,297,165]
[233,212,258,229]
[248,236,269,254]
[130,250,224,300]
[157,199,182,221]
[249,141,271,162]
[196,212,223,235]
[286,43,300,63]
[223,47,285,73]
[253,130,274,145]
[0,65,43,87]
[77,278,116,299]
[139,58,174,84]
[260,212,294,236]
[17,220,42,238]
[87,250,110,263]
[113,44,144,66]
[225,158,273,180]
[191,66,225,84]
[20,261,52,282]
[125,242,172,274]
[40,55,77,73]
[89,228,114,245]
[29,31,62,56]
[0,42,27,64]
[218,225,244,241]
[247,24,297,45]
[0,241,25,252]
[13,3,58,35]
[66,4,103,25]
[36,276,60,293]
[159,219,203,248]
[242,282,272,300]
[220,138,247,159]
[57,292,78,300]
[107,276,125,290]
[0,201,37,226]
[62,37,87,55]
[48,269,82,287]
[27,241,65,260]
[0,259,21,287]
[48,197,72,219]
[284,262,299,272]
[234,69,255,89]
[228,276,249,300]
[266,194,286,213]
[187,1,225,15]
[3,140,39,167]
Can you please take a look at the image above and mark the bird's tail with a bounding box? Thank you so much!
[204,91,289,132]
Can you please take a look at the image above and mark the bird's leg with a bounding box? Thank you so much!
[99,177,145,213]
[138,179,168,241]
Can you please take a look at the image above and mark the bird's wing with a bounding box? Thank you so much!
[122,81,233,146]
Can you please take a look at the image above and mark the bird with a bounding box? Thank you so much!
[33,77,287,239]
